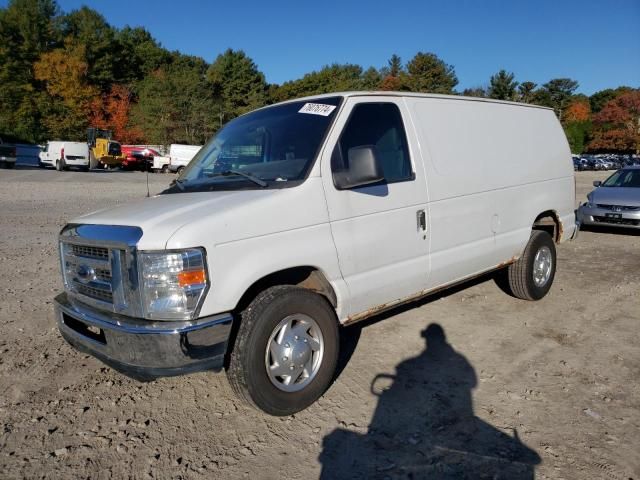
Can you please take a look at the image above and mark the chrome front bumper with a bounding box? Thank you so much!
[55,293,233,379]
[577,205,640,230]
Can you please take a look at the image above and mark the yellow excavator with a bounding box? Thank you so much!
[87,128,124,169]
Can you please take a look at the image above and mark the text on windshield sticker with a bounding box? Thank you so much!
[298,103,336,116]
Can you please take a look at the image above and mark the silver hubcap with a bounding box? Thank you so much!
[265,314,324,392]
[533,246,553,287]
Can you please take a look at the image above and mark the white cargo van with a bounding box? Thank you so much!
[39,141,90,171]
[167,144,202,173]
[55,92,579,415]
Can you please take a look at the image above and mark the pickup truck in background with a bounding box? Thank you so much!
[0,138,17,168]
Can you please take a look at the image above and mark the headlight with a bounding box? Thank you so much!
[139,248,208,320]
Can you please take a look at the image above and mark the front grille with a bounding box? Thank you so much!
[71,244,109,260]
[63,243,114,305]
[593,216,640,226]
[73,283,114,302]
[95,268,111,282]
[596,204,640,211]
[59,225,143,317]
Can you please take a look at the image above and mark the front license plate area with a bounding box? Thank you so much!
[62,313,106,344]
[605,213,622,219]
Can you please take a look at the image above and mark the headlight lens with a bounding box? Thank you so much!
[139,249,208,320]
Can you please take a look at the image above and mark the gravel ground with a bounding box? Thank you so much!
[0,166,638,479]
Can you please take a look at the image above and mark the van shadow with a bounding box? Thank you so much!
[321,323,541,479]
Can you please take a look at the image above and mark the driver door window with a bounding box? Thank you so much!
[335,103,413,183]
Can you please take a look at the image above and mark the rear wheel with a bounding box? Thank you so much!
[176,166,185,175]
[6,161,14,169]
[505,230,556,300]
[227,286,339,416]
[55,159,64,171]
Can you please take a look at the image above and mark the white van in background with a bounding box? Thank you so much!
[39,141,90,171]
[168,144,202,173]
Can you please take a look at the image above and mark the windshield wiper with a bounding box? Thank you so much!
[216,170,268,187]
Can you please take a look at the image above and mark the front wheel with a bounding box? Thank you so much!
[505,230,556,300]
[227,286,339,416]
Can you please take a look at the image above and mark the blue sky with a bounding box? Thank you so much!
[10,0,640,94]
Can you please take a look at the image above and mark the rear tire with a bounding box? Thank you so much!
[505,230,556,300]
[6,162,14,169]
[227,286,339,416]
[176,166,185,175]
[55,159,63,171]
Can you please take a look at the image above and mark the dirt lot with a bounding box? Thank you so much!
[0,167,638,479]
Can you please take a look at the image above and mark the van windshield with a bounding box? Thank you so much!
[169,97,342,192]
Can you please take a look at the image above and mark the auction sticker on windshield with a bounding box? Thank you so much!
[298,103,337,116]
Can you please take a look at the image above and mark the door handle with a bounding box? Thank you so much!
[417,209,426,232]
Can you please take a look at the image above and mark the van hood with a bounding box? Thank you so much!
[588,187,640,207]
[71,178,328,250]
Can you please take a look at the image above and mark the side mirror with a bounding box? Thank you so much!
[593,180,602,187]
[333,145,384,190]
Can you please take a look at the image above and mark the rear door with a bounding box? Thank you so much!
[321,97,430,317]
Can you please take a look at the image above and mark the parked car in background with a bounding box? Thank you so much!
[573,157,589,171]
[168,144,202,173]
[578,166,640,229]
[121,146,160,171]
[39,141,90,171]
[0,137,17,168]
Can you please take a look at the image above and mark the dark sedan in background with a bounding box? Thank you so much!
[578,166,640,229]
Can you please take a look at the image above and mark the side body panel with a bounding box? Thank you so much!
[408,97,575,288]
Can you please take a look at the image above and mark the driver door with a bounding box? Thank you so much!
[321,97,430,318]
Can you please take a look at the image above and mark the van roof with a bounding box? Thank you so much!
[268,91,554,111]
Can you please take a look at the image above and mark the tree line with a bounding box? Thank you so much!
[1,0,638,153]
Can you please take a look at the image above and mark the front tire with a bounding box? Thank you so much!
[506,230,556,300]
[227,286,339,416]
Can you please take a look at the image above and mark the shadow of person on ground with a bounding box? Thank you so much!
[319,323,540,479]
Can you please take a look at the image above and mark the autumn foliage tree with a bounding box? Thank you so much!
[33,42,98,140]
[563,99,592,153]
[564,99,591,122]
[588,91,640,153]
[89,84,143,144]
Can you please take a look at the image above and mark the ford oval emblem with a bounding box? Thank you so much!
[76,264,96,284]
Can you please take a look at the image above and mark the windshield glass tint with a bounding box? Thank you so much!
[178,97,342,187]
[602,169,640,188]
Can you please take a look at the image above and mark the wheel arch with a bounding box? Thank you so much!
[224,266,339,369]
[533,210,562,243]
[234,266,338,313]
